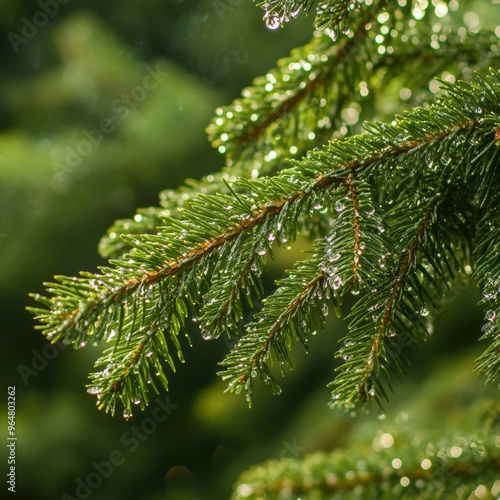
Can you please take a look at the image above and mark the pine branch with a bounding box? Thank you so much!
[231,431,500,499]
[98,23,500,262]
[474,188,500,388]
[218,176,387,401]
[29,70,500,415]
[256,0,390,33]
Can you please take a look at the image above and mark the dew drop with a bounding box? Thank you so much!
[482,323,494,334]
[441,153,451,165]
[264,12,281,30]
[328,252,341,263]
[335,200,345,212]
[485,310,496,321]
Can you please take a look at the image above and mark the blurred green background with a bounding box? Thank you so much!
[0,1,498,499]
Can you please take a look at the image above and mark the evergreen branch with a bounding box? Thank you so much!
[99,25,500,260]
[30,70,500,414]
[257,0,388,33]
[197,235,266,341]
[474,189,500,388]
[206,23,373,171]
[328,179,484,413]
[257,0,315,29]
[98,174,230,259]
[314,0,362,32]
[218,179,390,403]
[367,198,438,377]
[219,261,328,403]
[231,432,500,499]
[344,173,362,286]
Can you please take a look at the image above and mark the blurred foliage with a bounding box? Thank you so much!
[0,0,499,499]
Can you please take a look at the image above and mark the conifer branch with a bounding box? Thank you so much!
[30,69,500,414]
[99,26,500,261]
[232,432,500,499]
[473,189,500,387]
[344,173,362,285]
[360,196,439,404]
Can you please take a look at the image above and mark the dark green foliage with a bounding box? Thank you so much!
[25,0,500,496]
[29,0,499,449]
[231,431,500,499]
[30,68,500,419]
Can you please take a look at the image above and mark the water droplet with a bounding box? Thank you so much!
[123,409,132,419]
[441,153,451,165]
[419,307,429,317]
[485,310,496,321]
[334,200,345,212]
[481,322,494,334]
[133,397,141,405]
[328,275,343,290]
[264,12,281,30]
[327,252,341,263]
